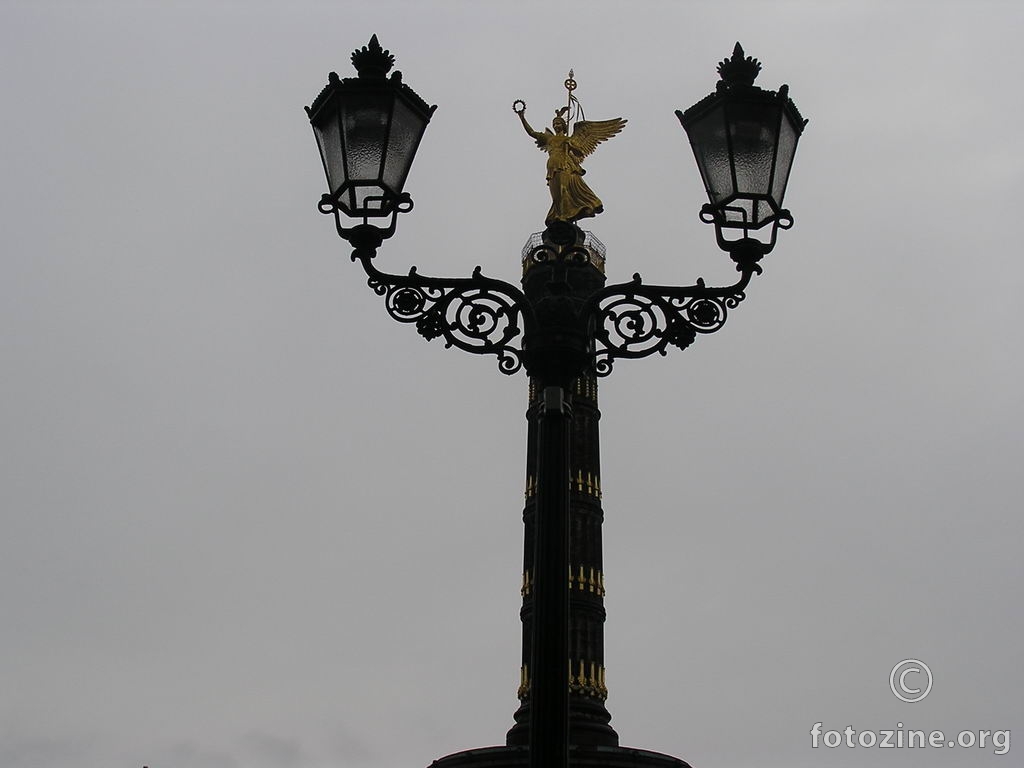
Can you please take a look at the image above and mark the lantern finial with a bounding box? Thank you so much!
[716,43,761,88]
[352,34,395,79]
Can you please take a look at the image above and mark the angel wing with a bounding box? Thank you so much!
[569,118,627,159]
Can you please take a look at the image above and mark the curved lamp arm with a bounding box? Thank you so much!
[350,244,534,376]
[582,265,757,377]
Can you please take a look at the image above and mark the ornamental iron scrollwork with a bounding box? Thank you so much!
[521,229,607,275]
[358,254,530,376]
[319,191,413,246]
[343,229,756,380]
[527,242,593,270]
[586,271,752,377]
[699,203,792,267]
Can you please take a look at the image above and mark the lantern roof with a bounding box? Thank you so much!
[305,35,435,122]
[678,43,806,134]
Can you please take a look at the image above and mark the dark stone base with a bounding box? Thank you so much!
[429,744,692,768]
[506,698,619,748]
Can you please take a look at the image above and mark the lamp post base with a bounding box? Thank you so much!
[429,744,692,768]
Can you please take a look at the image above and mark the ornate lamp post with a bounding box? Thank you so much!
[306,36,806,768]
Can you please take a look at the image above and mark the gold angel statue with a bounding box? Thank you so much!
[514,87,626,226]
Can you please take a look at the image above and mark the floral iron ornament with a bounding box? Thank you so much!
[514,71,626,226]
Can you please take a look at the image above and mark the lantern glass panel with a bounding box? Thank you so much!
[313,101,346,197]
[722,198,756,227]
[727,100,779,200]
[383,98,427,194]
[341,90,390,184]
[687,104,731,205]
[350,184,384,213]
[771,109,799,208]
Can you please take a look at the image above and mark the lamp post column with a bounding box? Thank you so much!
[512,368,616,750]
[511,224,615,768]
[528,384,572,768]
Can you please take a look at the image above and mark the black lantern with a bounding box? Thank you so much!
[306,35,436,219]
[677,43,806,249]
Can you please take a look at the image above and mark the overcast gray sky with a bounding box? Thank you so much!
[1,2,1021,768]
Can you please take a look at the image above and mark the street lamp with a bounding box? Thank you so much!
[306,36,806,768]
[677,43,805,260]
[306,35,435,233]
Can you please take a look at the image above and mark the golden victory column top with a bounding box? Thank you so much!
[514,71,626,227]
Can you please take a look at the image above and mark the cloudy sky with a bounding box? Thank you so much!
[1,2,1021,768]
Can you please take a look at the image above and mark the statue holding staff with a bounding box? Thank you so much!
[514,71,626,226]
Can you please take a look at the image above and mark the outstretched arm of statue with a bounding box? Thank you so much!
[514,101,545,144]
[519,112,543,141]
